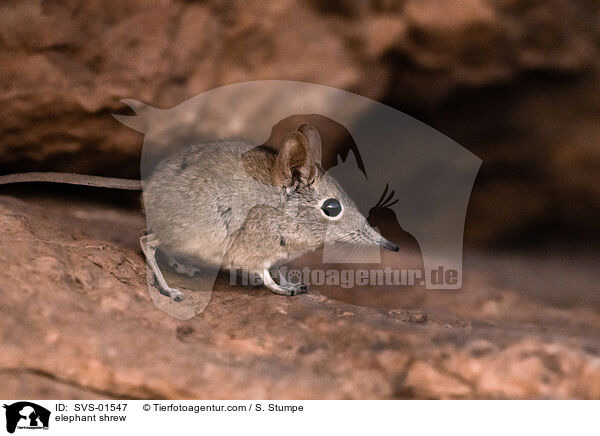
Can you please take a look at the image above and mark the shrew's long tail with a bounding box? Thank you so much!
[0,172,142,190]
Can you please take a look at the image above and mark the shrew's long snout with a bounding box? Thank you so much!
[378,237,399,252]
[363,224,399,252]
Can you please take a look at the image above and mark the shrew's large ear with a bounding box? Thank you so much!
[297,123,322,167]
[273,129,320,188]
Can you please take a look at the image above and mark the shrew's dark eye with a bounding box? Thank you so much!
[321,198,342,218]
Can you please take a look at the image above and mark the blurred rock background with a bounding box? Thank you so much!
[1,0,599,247]
[1,0,600,400]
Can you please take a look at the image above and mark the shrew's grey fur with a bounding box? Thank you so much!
[143,123,396,299]
[0,124,397,300]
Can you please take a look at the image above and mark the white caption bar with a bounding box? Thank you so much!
[1,400,597,436]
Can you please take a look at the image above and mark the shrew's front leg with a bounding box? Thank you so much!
[258,269,308,296]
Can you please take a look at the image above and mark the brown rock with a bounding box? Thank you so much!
[1,0,600,245]
[1,194,599,399]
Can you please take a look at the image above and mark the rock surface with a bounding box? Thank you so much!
[0,0,599,245]
[1,193,599,399]
[1,1,599,399]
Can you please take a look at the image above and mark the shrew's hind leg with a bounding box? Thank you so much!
[140,232,185,302]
